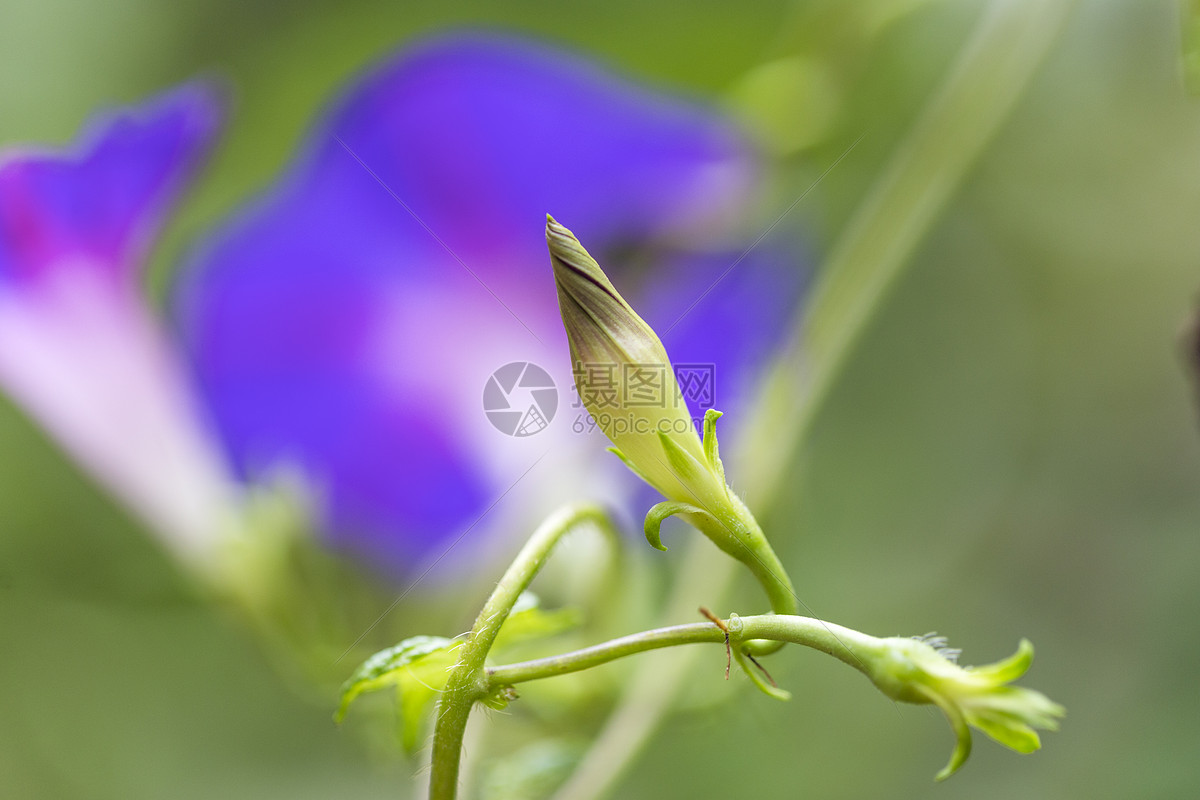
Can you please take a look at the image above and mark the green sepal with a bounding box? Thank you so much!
[701,408,726,487]
[966,638,1033,683]
[643,500,709,551]
[656,431,711,499]
[606,446,652,486]
[337,635,458,753]
[965,696,1043,754]
[731,646,792,702]
[925,686,973,781]
[872,636,1063,780]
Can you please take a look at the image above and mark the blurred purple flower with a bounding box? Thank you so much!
[0,34,803,577]
[0,84,233,569]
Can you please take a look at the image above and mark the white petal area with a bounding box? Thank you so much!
[368,276,634,569]
[0,263,236,569]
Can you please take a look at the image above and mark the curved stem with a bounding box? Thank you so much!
[428,504,618,800]
[557,2,1074,798]
[486,614,877,687]
[491,623,721,685]
[692,509,796,657]
[687,505,798,617]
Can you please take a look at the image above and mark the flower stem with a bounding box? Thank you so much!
[427,504,618,800]
[485,614,877,687]
[483,614,1061,786]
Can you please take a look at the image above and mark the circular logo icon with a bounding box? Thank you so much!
[483,362,558,437]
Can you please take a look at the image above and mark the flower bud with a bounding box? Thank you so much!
[547,216,799,627]
[546,215,725,509]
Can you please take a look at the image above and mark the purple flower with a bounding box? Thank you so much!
[0,83,234,569]
[0,34,803,578]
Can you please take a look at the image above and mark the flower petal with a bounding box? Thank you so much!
[319,33,756,266]
[178,34,758,570]
[0,84,232,566]
[0,82,221,285]
[643,244,807,423]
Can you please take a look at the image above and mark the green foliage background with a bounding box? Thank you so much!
[2,1,1199,797]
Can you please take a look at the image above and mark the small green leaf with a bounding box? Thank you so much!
[337,635,457,753]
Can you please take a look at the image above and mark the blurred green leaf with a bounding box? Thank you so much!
[336,594,577,754]
[336,635,456,753]
[491,592,582,652]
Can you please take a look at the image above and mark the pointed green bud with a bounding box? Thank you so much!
[546,216,799,627]
[547,215,725,508]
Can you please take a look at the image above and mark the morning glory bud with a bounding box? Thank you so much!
[547,216,798,624]
[863,635,1064,781]
[547,215,726,509]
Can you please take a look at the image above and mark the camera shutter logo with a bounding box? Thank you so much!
[483,362,558,437]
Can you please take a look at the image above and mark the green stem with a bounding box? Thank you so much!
[486,614,876,687]
[687,502,798,618]
[693,509,796,657]
[428,504,618,800]
[555,3,1073,798]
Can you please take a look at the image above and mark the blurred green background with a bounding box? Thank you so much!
[3,0,1200,797]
